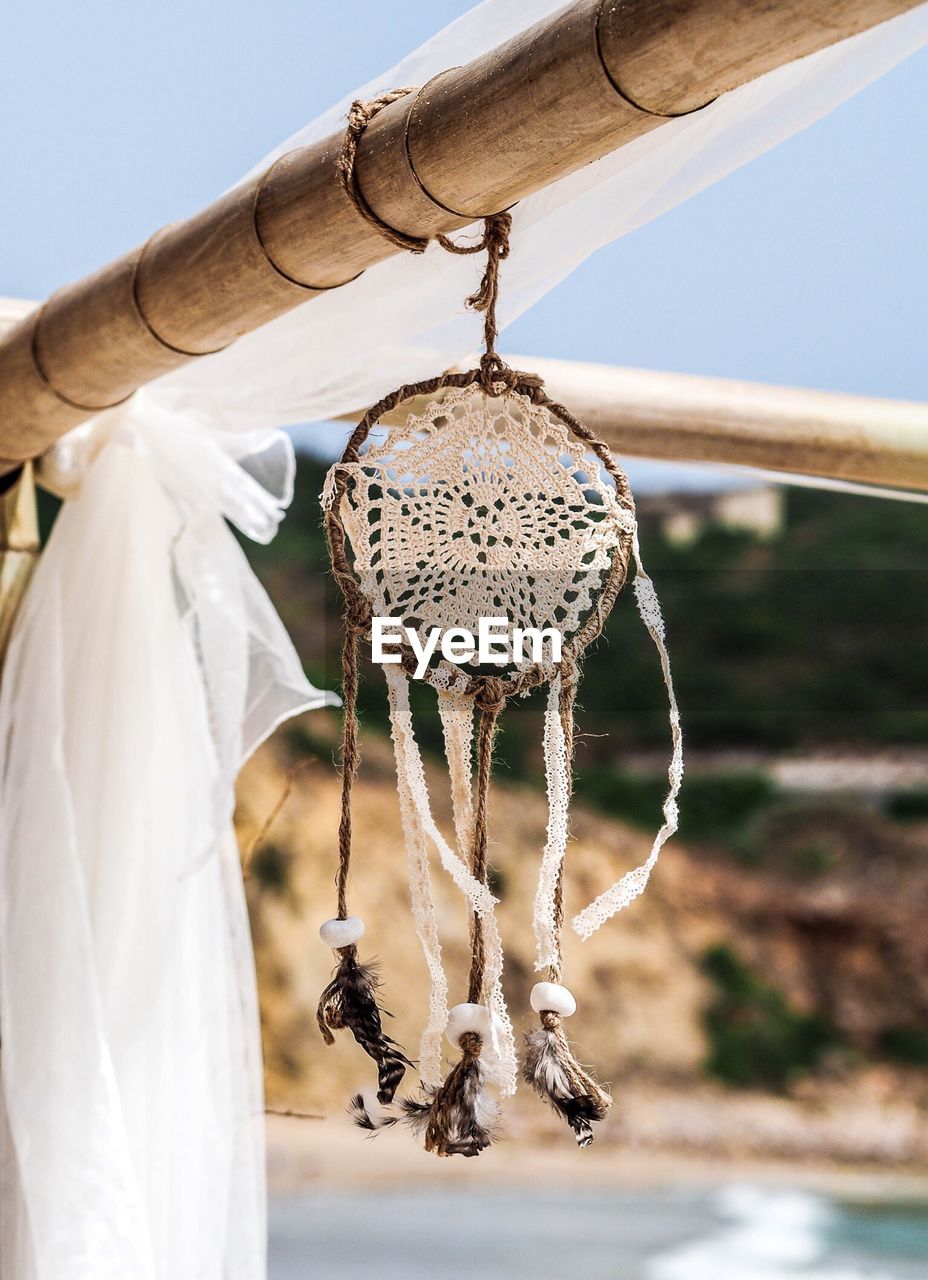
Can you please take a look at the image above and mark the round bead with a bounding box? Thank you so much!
[530,982,577,1018]
[318,916,365,949]
[445,1002,491,1048]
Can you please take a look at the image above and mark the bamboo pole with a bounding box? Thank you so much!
[365,356,928,492]
[0,464,39,668]
[0,0,919,471]
[511,357,928,490]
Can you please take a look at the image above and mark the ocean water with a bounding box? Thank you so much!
[269,1184,928,1279]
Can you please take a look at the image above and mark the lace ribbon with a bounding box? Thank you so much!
[383,669,518,1094]
[385,666,448,1087]
[532,674,570,970]
[571,530,683,939]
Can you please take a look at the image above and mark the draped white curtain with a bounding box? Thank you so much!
[0,370,335,1280]
[1,2,927,1277]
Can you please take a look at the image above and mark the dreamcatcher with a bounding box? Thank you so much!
[315,93,683,1158]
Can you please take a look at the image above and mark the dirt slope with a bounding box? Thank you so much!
[236,712,928,1167]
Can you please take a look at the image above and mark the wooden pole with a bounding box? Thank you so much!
[0,464,39,667]
[0,0,919,470]
[542,362,928,491]
[376,356,928,491]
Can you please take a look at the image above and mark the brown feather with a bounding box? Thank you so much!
[523,1015,611,1148]
[316,947,411,1103]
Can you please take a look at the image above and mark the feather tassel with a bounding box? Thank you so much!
[316,946,411,1103]
[523,1012,611,1147]
[400,1031,499,1157]
[348,1085,400,1132]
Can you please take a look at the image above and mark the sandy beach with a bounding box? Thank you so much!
[267,1114,928,1278]
[267,1113,928,1200]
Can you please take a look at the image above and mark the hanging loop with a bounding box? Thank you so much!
[337,90,513,370]
[336,89,431,255]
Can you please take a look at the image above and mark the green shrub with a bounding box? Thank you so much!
[574,767,667,830]
[679,772,776,844]
[784,842,837,878]
[284,722,332,761]
[243,457,928,781]
[887,788,928,822]
[574,768,776,848]
[249,842,292,897]
[702,944,843,1090]
[878,1025,928,1067]
[487,864,507,899]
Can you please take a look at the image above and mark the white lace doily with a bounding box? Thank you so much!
[333,382,634,683]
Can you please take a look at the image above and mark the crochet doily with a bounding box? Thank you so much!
[336,383,634,683]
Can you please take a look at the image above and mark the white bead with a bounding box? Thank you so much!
[530,982,576,1017]
[445,1002,491,1048]
[318,916,365,949]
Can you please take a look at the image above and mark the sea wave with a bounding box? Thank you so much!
[648,1185,903,1280]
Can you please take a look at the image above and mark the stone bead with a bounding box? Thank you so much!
[530,981,577,1018]
[318,916,365,949]
[445,1002,491,1048]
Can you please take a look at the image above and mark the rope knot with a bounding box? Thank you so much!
[484,211,512,259]
[337,89,429,255]
[478,352,509,394]
[345,600,372,635]
[558,653,580,694]
[473,676,507,716]
[457,1030,484,1059]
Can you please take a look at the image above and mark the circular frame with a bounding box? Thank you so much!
[325,364,635,702]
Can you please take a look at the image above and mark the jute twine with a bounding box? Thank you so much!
[326,90,635,1021]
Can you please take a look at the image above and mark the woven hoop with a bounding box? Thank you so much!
[325,364,635,702]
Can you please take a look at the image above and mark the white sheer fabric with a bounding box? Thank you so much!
[1,1,927,1276]
[0,362,334,1279]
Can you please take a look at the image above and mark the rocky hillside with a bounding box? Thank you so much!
[236,711,928,1168]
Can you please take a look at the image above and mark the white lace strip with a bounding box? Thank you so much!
[571,531,684,940]
[436,691,475,865]
[385,666,448,1087]
[384,670,517,1094]
[532,675,570,971]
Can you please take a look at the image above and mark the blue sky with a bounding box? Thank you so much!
[2,1,926,416]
